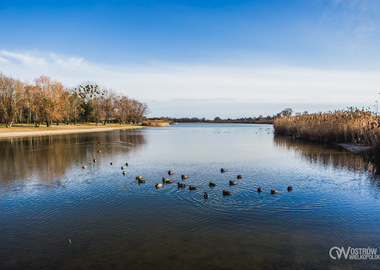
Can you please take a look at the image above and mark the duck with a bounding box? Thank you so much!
[204,192,209,199]
[221,168,227,173]
[287,186,293,191]
[229,180,237,186]
[97,150,101,153]
[155,183,163,188]
[162,178,173,184]
[237,175,242,179]
[138,179,145,184]
[257,187,263,193]
[178,183,186,188]
[271,189,278,194]
[181,175,188,179]
[122,171,126,175]
[189,185,197,190]
[110,162,113,165]
[223,190,232,196]
[209,182,216,187]
[93,159,97,162]
[125,163,129,166]
[168,171,174,175]
[121,166,125,170]
[82,165,87,169]
[136,176,142,180]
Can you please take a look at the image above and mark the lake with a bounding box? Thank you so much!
[1,123,380,269]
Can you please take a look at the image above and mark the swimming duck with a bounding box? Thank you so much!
[125,163,129,166]
[223,190,232,196]
[122,171,126,175]
[97,150,101,153]
[271,189,278,194]
[82,165,87,169]
[257,187,263,193]
[178,183,186,188]
[181,175,188,179]
[110,162,113,165]
[155,183,163,188]
[229,180,237,186]
[237,175,242,179]
[221,168,227,173]
[209,182,216,187]
[93,159,97,162]
[138,179,145,184]
[189,185,197,190]
[121,166,125,170]
[204,192,209,199]
[162,178,173,184]
[168,171,174,175]
[287,186,293,191]
[136,176,142,180]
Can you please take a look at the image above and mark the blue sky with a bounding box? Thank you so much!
[1,0,380,118]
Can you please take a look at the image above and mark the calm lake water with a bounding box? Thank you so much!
[1,123,380,269]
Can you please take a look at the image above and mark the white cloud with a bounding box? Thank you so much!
[0,50,47,66]
[0,50,379,117]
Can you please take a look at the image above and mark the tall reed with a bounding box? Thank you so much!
[274,109,380,150]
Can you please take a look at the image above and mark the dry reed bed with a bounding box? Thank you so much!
[273,109,380,150]
[141,120,170,127]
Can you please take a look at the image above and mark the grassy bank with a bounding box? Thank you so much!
[273,109,380,150]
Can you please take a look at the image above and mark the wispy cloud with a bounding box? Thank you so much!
[0,50,47,66]
[0,50,379,117]
[0,50,93,71]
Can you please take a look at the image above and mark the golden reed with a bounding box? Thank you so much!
[274,109,380,150]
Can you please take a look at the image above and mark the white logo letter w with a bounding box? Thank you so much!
[329,247,350,260]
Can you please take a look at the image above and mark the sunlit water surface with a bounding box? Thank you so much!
[1,123,380,269]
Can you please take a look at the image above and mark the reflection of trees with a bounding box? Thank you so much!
[273,135,379,178]
[0,130,146,185]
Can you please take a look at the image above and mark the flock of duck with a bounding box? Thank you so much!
[83,151,293,199]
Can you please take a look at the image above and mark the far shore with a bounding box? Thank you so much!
[0,124,146,139]
[165,121,274,124]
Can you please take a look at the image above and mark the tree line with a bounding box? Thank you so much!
[154,108,297,123]
[0,73,149,127]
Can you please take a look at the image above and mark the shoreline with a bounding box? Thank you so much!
[0,125,146,139]
[335,142,373,154]
[173,121,274,124]
[277,134,374,154]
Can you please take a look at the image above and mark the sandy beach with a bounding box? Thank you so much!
[0,125,145,139]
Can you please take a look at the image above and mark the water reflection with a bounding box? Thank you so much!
[273,135,380,178]
[2,126,380,269]
[0,130,146,184]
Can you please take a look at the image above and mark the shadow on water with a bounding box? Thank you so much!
[0,130,146,184]
[273,135,380,181]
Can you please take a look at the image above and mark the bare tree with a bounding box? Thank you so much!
[114,96,131,124]
[34,75,68,127]
[91,97,106,126]
[0,73,148,127]
[0,73,24,127]
[128,99,149,124]
[68,89,83,124]
[101,89,116,124]
[75,82,104,122]
[281,108,293,117]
